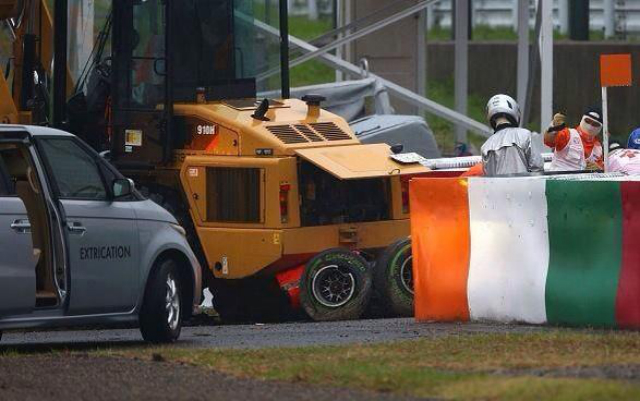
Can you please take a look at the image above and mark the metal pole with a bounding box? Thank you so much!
[517,0,529,119]
[279,0,291,99]
[602,86,609,172]
[418,7,427,99]
[426,3,434,31]
[164,0,174,162]
[540,0,553,134]
[335,0,344,81]
[454,0,469,144]
[450,0,455,40]
[523,1,542,126]
[569,0,589,40]
[265,0,272,25]
[604,0,615,38]
[308,0,318,20]
[559,0,569,35]
[512,0,518,33]
[53,0,69,128]
[344,0,352,68]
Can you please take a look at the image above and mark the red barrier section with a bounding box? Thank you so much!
[410,178,471,322]
[616,182,640,328]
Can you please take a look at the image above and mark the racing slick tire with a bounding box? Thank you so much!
[300,248,372,321]
[373,238,414,317]
[140,259,183,343]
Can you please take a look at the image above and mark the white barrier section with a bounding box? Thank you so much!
[467,178,550,324]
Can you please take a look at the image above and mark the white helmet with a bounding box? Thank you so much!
[486,94,521,129]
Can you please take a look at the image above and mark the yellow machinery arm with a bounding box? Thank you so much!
[0,74,19,124]
[0,0,72,124]
[0,0,21,123]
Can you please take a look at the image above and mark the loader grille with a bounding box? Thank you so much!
[309,122,351,141]
[266,123,353,144]
[266,125,309,144]
[295,124,324,142]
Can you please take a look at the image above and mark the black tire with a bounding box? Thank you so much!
[208,279,245,322]
[208,277,294,323]
[300,248,372,321]
[139,259,183,343]
[141,185,214,324]
[374,238,414,317]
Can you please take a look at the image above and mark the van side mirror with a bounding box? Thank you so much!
[99,150,112,161]
[112,178,133,199]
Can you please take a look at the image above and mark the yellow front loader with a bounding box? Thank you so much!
[2,0,428,322]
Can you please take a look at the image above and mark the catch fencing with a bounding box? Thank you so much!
[425,0,640,36]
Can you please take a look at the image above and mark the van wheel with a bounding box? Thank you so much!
[140,259,183,343]
[300,249,372,321]
[374,238,414,317]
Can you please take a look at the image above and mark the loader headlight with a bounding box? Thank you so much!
[170,223,187,237]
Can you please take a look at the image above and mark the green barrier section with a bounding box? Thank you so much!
[545,181,623,327]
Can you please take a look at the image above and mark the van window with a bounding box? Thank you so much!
[206,167,261,223]
[0,147,27,196]
[0,154,13,196]
[38,139,108,200]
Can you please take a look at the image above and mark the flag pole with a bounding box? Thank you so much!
[602,86,609,173]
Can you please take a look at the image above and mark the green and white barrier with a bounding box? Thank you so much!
[410,175,640,328]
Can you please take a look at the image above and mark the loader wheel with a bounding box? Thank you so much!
[139,259,183,343]
[208,279,245,322]
[209,277,294,323]
[374,238,414,317]
[300,249,372,321]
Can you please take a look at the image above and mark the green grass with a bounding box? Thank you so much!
[289,15,333,41]
[102,330,640,401]
[428,25,612,42]
[288,15,335,87]
[425,77,489,155]
[429,25,520,41]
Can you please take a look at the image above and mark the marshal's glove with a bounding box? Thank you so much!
[547,113,567,133]
[586,161,601,171]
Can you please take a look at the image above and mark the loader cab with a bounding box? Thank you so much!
[110,0,285,167]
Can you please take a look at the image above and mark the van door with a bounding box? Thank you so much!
[0,151,36,315]
[36,138,140,315]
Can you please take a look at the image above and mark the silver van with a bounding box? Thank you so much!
[0,125,201,343]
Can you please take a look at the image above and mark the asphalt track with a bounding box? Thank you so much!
[1,318,546,349]
[0,319,583,401]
